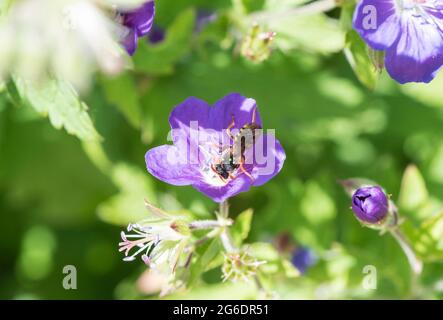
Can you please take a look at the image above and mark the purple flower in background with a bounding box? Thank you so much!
[351,186,389,224]
[119,1,155,55]
[353,0,443,83]
[148,26,165,44]
[291,247,317,274]
[195,10,217,33]
[145,93,286,203]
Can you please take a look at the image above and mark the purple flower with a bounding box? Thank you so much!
[353,0,443,83]
[291,247,317,274]
[148,26,165,44]
[351,186,389,224]
[119,1,155,55]
[145,93,286,203]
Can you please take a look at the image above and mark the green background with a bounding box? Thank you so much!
[0,0,442,299]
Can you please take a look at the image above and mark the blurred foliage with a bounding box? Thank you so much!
[1,0,443,299]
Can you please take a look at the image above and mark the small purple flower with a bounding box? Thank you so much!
[291,247,317,274]
[353,0,443,83]
[351,186,389,224]
[148,26,165,44]
[145,93,286,203]
[119,1,155,55]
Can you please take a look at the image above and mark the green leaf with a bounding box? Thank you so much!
[133,9,196,75]
[97,163,157,226]
[231,209,253,246]
[270,14,345,54]
[398,165,429,216]
[343,30,379,90]
[188,238,222,287]
[100,73,141,129]
[403,212,443,262]
[13,77,101,141]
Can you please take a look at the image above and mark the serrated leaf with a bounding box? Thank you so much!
[231,209,253,246]
[13,77,100,141]
[398,165,429,216]
[134,9,195,75]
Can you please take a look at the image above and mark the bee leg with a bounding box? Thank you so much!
[239,162,254,182]
[226,115,236,141]
[211,164,227,183]
[251,106,257,123]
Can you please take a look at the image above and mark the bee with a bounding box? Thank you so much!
[211,108,262,182]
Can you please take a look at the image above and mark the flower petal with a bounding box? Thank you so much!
[169,96,212,131]
[192,175,252,203]
[385,14,443,83]
[353,0,400,50]
[145,145,200,186]
[249,135,286,187]
[209,93,263,131]
[168,96,214,163]
[122,28,138,56]
[123,1,155,37]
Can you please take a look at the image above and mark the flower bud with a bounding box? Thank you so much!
[351,186,389,225]
[240,24,276,63]
[222,251,265,283]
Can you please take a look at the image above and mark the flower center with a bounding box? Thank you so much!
[399,0,422,9]
[397,0,441,25]
[198,136,237,187]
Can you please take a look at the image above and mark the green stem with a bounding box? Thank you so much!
[189,219,232,230]
[219,200,230,219]
[219,200,237,253]
[218,200,267,295]
[389,228,423,276]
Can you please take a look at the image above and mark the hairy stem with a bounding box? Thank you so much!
[189,219,232,230]
[219,201,237,253]
[219,200,230,219]
[218,200,267,295]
